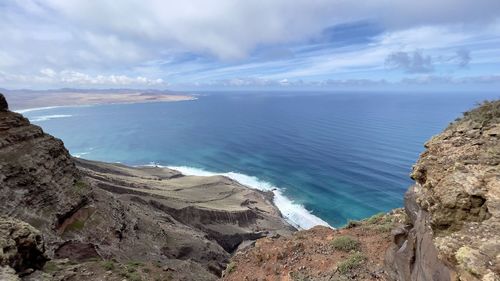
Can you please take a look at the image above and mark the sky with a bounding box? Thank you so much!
[1,0,500,91]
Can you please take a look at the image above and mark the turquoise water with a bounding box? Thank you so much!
[20,91,499,228]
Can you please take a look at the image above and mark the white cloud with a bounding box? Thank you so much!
[0,1,499,88]
[0,69,165,87]
[7,0,500,61]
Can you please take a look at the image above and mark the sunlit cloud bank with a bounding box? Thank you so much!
[1,0,499,90]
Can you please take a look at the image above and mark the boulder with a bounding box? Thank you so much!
[0,217,47,273]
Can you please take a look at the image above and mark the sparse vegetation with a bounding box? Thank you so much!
[43,261,59,273]
[331,235,360,252]
[365,212,385,224]
[65,219,85,232]
[361,212,394,233]
[346,220,361,228]
[337,252,366,274]
[73,179,89,195]
[120,268,142,281]
[127,261,144,268]
[127,272,142,281]
[225,262,236,274]
[74,180,87,189]
[101,260,115,271]
[455,100,500,126]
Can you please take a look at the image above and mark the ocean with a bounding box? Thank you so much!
[19,91,499,228]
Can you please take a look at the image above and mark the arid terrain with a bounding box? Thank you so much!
[1,89,195,110]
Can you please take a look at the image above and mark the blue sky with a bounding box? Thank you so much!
[1,0,500,91]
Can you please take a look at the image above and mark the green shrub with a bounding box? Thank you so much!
[74,180,87,189]
[331,236,360,252]
[346,220,361,228]
[127,261,144,267]
[101,260,115,271]
[225,262,236,274]
[365,213,385,224]
[337,252,366,274]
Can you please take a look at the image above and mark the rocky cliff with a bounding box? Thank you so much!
[0,93,293,280]
[222,101,499,281]
[386,100,499,281]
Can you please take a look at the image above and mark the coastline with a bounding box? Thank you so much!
[7,91,197,112]
[147,164,331,229]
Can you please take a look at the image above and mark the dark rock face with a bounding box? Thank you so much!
[0,109,87,254]
[385,101,500,281]
[385,188,454,281]
[54,241,100,261]
[0,94,7,111]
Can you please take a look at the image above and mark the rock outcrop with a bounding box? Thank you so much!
[0,93,293,280]
[0,217,47,275]
[386,101,500,281]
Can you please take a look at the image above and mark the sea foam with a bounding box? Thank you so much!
[166,165,331,230]
[15,106,64,114]
[29,114,73,122]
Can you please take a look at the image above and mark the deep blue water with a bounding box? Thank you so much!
[20,91,499,228]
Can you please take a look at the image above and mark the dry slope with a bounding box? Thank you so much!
[0,93,293,281]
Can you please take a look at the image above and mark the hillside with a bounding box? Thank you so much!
[0,93,292,280]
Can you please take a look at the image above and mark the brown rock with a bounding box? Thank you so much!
[385,100,500,281]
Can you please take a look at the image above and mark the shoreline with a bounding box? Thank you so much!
[144,163,331,230]
[13,97,198,113]
[5,91,197,112]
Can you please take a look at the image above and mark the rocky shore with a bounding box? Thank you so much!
[1,91,498,281]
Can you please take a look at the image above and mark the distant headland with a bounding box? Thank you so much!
[0,88,196,111]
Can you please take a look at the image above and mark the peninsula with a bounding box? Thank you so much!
[1,89,195,111]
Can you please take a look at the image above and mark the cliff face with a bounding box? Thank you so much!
[0,95,88,253]
[386,101,499,281]
[0,93,293,281]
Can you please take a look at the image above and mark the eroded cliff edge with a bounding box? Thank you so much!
[222,101,499,281]
[386,100,499,281]
[0,93,293,281]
